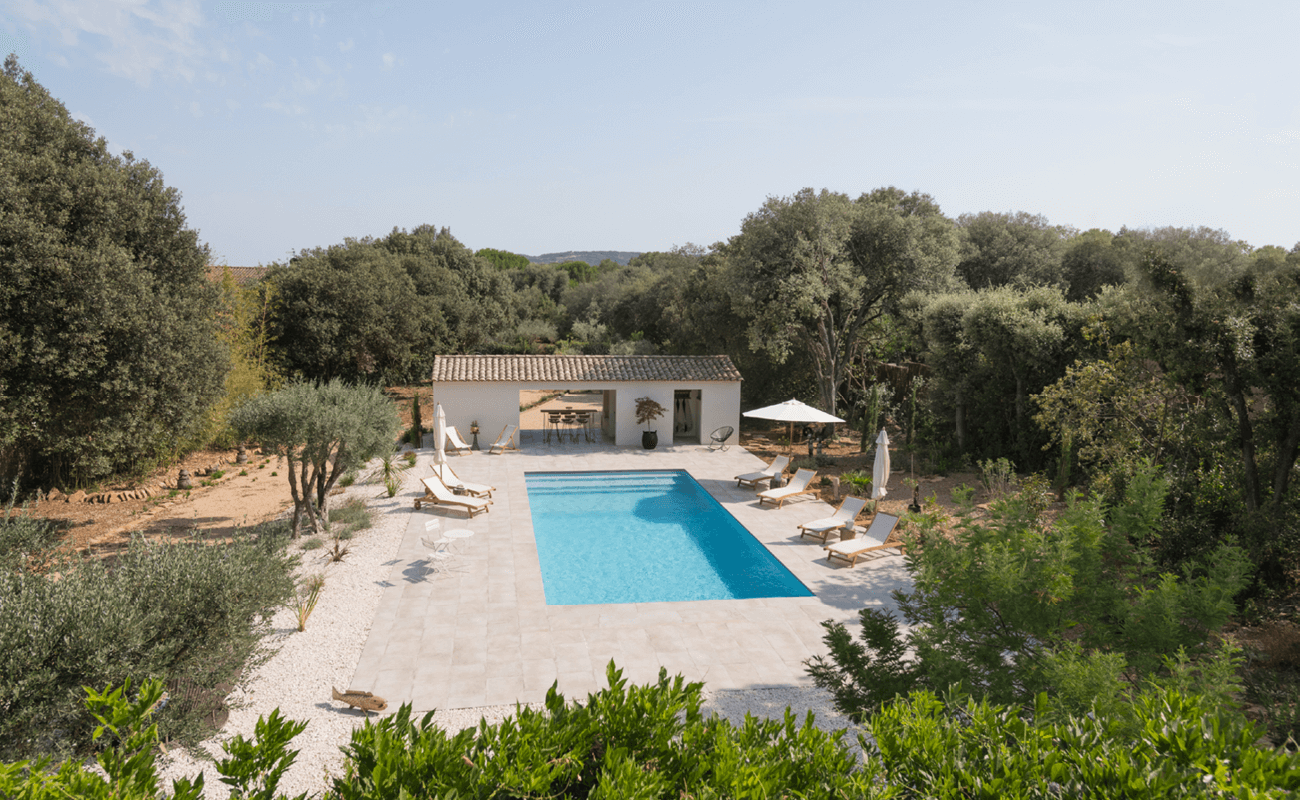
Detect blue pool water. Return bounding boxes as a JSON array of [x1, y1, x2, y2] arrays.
[[525, 470, 812, 605]]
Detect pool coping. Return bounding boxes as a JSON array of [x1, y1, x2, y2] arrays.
[[351, 439, 911, 711]]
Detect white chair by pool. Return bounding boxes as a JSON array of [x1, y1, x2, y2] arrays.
[[488, 424, 518, 454], [421, 520, 455, 576], [444, 426, 473, 455]]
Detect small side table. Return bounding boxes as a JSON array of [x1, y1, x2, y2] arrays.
[[443, 528, 475, 553]]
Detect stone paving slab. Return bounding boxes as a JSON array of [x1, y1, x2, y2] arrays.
[[351, 436, 910, 711]]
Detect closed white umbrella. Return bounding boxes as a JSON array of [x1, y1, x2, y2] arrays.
[[434, 403, 447, 465], [871, 429, 891, 502], [742, 399, 844, 452]]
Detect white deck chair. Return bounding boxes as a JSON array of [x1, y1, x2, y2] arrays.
[[414, 475, 491, 517], [757, 468, 817, 508], [488, 424, 517, 454], [798, 496, 869, 544], [824, 513, 904, 566], [432, 463, 494, 498], [444, 426, 473, 455], [735, 455, 791, 490]]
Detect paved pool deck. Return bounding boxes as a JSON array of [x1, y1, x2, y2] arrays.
[[350, 434, 910, 711]]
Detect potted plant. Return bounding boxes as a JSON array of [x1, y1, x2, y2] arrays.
[[634, 397, 667, 449]]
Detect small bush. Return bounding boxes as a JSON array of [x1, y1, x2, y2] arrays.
[[211, 470, 225, 479], [840, 470, 873, 497], [339, 471, 357, 488], [0, 533, 296, 759], [239, 469, 248, 476], [0, 504, 64, 572], [300, 536, 323, 550], [329, 497, 371, 538]]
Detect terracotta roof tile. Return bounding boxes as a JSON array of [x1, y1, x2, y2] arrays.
[[432, 355, 742, 383]]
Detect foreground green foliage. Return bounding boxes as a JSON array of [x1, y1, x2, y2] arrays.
[[807, 465, 1250, 718], [0, 534, 295, 760], [869, 688, 1300, 798], [334, 663, 871, 799], [8, 668, 1299, 799]]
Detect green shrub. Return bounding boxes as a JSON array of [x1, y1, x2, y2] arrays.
[[807, 462, 1252, 719], [868, 687, 1300, 798], [329, 497, 371, 538], [299, 536, 323, 550], [331, 662, 875, 799], [840, 470, 872, 496], [0, 502, 63, 573], [0, 533, 296, 759], [10, 669, 1299, 799]]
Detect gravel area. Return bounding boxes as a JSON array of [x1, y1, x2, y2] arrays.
[[155, 455, 863, 797]]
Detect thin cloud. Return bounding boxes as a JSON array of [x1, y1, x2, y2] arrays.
[[381, 52, 395, 70], [10, 0, 206, 87]]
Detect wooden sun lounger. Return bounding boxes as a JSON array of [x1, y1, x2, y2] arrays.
[[798, 496, 869, 544], [414, 476, 491, 517], [735, 455, 791, 490], [432, 463, 494, 498], [757, 468, 817, 508], [824, 513, 903, 566]]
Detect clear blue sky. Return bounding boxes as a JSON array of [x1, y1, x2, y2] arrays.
[[3, 1, 1297, 266]]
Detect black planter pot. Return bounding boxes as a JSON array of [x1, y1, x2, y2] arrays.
[[642, 430, 658, 450]]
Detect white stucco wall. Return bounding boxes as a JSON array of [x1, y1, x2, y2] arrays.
[[430, 381, 740, 449]]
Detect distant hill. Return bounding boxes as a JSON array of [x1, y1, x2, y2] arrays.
[[525, 251, 642, 266]]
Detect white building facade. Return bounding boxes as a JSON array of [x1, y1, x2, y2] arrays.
[[430, 355, 742, 448]]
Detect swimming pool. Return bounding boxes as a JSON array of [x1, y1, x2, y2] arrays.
[[525, 470, 812, 605]]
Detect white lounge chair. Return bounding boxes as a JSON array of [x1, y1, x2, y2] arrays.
[[444, 426, 473, 455], [488, 424, 517, 454], [824, 513, 904, 566], [735, 455, 791, 490], [798, 496, 869, 544], [414, 475, 491, 517], [432, 463, 494, 498], [757, 468, 817, 508]]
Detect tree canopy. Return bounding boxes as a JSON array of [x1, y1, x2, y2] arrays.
[[0, 55, 227, 487], [725, 187, 961, 417], [230, 379, 398, 537]]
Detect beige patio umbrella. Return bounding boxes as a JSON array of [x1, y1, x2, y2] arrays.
[[433, 403, 447, 465], [871, 428, 891, 505], [742, 399, 844, 453]]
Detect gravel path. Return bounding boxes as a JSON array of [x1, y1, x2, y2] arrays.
[[155, 458, 863, 797]]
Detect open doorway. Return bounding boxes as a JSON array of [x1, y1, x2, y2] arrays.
[[518, 389, 609, 447], [672, 389, 700, 441]]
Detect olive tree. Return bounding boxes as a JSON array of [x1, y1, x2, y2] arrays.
[[230, 380, 399, 537]]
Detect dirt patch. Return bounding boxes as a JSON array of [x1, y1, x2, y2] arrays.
[[21, 447, 296, 555]]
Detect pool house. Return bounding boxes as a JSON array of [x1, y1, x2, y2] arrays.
[[430, 354, 742, 448]]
